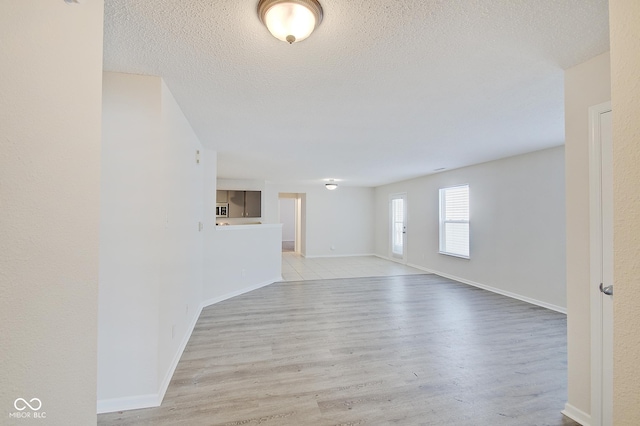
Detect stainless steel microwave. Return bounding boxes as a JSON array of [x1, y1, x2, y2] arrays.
[[216, 203, 229, 218]]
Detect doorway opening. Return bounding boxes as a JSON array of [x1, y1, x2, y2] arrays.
[[279, 193, 306, 255]]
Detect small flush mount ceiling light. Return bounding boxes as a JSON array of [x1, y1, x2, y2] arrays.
[[258, 0, 323, 44], [325, 180, 338, 190]]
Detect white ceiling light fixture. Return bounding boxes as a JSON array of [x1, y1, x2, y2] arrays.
[[325, 180, 338, 190], [258, 0, 323, 45]]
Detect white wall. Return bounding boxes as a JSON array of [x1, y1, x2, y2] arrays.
[[206, 178, 283, 301], [264, 184, 376, 257], [203, 175, 281, 314], [98, 72, 204, 411], [0, 1, 103, 424], [204, 149, 218, 228], [375, 147, 566, 311], [98, 77, 283, 412], [610, 1, 640, 423], [564, 52, 611, 420], [203, 225, 283, 304]]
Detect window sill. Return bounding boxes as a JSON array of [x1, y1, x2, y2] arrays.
[[439, 251, 470, 260]]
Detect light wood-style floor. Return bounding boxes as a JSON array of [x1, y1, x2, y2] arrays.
[[98, 273, 577, 426]]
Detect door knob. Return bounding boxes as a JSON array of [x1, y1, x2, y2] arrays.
[[599, 283, 614, 296]]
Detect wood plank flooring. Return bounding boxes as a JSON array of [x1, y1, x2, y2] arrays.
[[98, 274, 578, 426]]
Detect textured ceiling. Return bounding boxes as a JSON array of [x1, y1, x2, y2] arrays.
[[103, 0, 609, 187]]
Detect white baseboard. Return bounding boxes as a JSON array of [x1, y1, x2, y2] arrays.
[[97, 303, 203, 414], [374, 254, 410, 265], [201, 277, 280, 308], [97, 393, 161, 414], [562, 403, 591, 426], [393, 261, 567, 314], [97, 277, 280, 414], [303, 253, 376, 259], [156, 302, 204, 407]]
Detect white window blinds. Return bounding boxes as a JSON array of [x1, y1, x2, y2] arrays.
[[439, 185, 470, 258]]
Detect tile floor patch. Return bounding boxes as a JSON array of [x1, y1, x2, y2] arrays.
[[280, 253, 425, 282]]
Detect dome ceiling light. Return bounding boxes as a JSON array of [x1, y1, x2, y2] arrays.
[[325, 179, 338, 190], [258, 0, 323, 44]]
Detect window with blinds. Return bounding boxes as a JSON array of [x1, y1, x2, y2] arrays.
[[439, 185, 470, 258]]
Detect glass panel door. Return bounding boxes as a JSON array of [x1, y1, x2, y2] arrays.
[[390, 194, 406, 261]]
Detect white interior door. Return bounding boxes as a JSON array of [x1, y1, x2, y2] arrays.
[[390, 193, 407, 262], [589, 102, 613, 426]]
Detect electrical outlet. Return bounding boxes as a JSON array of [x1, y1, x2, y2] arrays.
[[196, 150, 200, 164], [241, 269, 246, 277]]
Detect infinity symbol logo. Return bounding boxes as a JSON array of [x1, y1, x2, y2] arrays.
[[14, 398, 42, 411]]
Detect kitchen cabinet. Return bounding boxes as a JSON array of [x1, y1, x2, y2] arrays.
[[244, 191, 261, 217], [228, 190, 245, 218], [218, 190, 261, 218]]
